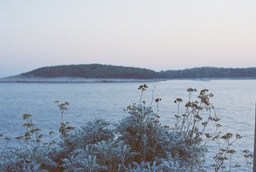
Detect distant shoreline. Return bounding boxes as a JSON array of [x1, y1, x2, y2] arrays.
[[1, 64, 256, 82], [0, 77, 166, 83], [0, 77, 255, 83]]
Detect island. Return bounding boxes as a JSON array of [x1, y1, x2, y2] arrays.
[[0, 64, 256, 83]]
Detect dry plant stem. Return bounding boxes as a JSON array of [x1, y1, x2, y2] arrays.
[[29, 118, 40, 143], [180, 110, 193, 133], [190, 103, 203, 137], [139, 90, 143, 104], [215, 140, 231, 172], [156, 102, 159, 115], [0, 139, 9, 157], [179, 95, 194, 132], [61, 112, 64, 124], [150, 86, 156, 107], [177, 102, 180, 114], [215, 136, 238, 172], [204, 126, 219, 145], [203, 108, 220, 144], [229, 153, 232, 172]]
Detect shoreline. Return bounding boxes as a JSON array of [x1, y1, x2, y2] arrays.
[[0, 77, 166, 83], [0, 77, 256, 83]]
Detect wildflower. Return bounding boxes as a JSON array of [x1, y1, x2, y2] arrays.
[[174, 98, 183, 103], [202, 122, 208, 127], [187, 88, 197, 93], [216, 124, 222, 128], [138, 84, 148, 91], [205, 133, 211, 138], [221, 133, 233, 140], [227, 149, 236, 154], [23, 113, 32, 119], [155, 98, 161, 103], [236, 134, 242, 139]]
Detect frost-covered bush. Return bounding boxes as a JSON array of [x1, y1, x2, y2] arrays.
[[116, 102, 207, 170], [0, 84, 252, 172], [63, 119, 114, 148], [116, 86, 217, 171], [0, 145, 57, 172]]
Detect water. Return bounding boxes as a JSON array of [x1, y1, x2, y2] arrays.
[[0, 80, 255, 170]]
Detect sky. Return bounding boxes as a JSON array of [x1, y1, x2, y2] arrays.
[[0, 0, 256, 77]]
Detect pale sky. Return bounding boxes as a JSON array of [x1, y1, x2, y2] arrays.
[[0, 0, 256, 77]]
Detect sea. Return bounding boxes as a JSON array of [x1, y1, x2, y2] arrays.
[[0, 80, 255, 171]]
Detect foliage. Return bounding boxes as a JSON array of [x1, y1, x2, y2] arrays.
[[160, 67, 256, 79], [20, 64, 158, 79], [17, 64, 256, 80], [0, 84, 253, 172]]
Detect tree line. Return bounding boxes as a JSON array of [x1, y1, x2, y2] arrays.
[[19, 64, 256, 79]]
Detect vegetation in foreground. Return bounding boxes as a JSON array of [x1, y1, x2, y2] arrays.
[[0, 85, 254, 172]]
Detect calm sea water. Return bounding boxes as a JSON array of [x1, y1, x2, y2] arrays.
[[0, 80, 255, 170]]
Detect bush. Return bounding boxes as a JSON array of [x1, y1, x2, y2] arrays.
[[0, 85, 253, 172]]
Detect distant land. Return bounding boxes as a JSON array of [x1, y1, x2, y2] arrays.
[[0, 64, 256, 83]]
